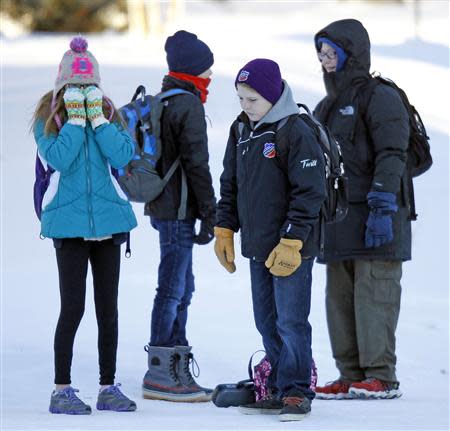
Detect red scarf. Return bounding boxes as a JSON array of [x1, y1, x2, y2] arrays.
[[168, 71, 211, 104]]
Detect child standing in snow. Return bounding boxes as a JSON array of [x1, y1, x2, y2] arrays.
[[214, 59, 326, 421], [141, 30, 216, 403], [31, 37, 138, 415]]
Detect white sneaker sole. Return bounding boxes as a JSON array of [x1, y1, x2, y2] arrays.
[[349, 388, 403, 399], [238, 406, 282, 415], [279, 412, 311, 422]]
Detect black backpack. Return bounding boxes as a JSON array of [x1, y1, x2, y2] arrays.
[[243, 104, 348, 258], [118, 85, 193, 219], [357, 75, 432, 220]]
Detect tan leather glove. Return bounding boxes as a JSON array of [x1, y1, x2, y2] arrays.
[[214, 227, 236, 273], [265, 238, 303, 277]]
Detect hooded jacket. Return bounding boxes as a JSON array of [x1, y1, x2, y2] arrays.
[[217, 81, 327, 261], [314, 19, 411, 262]]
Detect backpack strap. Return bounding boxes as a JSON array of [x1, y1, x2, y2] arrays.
[[157, 88, 194, 220], [355, 77, 418, 220], [246, 350, 266, 380], [157, 88, 194, 100]]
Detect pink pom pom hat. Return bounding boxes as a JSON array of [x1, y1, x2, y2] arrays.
[[54, 36, 101, 96]]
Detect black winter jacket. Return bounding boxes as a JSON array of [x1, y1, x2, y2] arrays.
[[144, 75, 216, 220], [217, 82, 327, 261], [314, 19, 411, 262]]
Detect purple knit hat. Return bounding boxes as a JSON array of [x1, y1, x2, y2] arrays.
[[235, 59, 283, 105]]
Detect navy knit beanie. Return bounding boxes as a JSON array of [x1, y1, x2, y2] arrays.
[[235, 59, 283, 105], [165, 30, 214, 76]]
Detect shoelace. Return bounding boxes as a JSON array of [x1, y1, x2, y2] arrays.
[[60, 387, 84, 405], [103, 383, 127, 399], [282, 396, 304, 406], [174, 353, 200, 384], [187, 353, 200, 379], [324, 379, 349, 387], [170, 356, 181, 382]]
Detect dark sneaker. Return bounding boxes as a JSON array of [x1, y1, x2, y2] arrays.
[[279, 392, 311, 422], [238, 397, 283, 415], [96, 384, 137, 412], [49, 387, 92, 415], [349, 378, 402, 399], [315, 379, 354, 400]]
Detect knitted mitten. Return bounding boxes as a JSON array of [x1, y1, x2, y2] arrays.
[[63, 87, 86, 127], [84, 85, 109, 128]]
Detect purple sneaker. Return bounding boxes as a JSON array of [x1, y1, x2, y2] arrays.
[[49, 387, 92, 415], [96, 384, 137, 412]]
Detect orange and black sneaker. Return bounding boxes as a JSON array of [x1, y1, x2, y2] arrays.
[[279, 391, 311, 422], [315, 379, 353, 400], [349, 378, 402, 399]]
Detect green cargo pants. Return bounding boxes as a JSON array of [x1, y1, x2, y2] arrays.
[[326, 259, 402, 383]]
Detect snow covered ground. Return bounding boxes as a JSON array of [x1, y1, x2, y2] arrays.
[[1, 1, 449, 430]]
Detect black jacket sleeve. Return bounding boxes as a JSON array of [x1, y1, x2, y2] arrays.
[[280, 119, 327, 242], [177, 95, 216, 217], [216, 122, 240, 232], [366, 84, 409, 194]]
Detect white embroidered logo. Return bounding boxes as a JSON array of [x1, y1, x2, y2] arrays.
[[300, 159, 318, 168], [339, 105, 355, 116]]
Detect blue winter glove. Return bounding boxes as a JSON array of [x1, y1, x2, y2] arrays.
[[365, 191, 398, 248]]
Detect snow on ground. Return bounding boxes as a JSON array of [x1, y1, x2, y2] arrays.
[[1, 1, 449, 430]]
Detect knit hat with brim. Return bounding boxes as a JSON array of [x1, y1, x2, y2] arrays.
[[54, 36, 100, 95]]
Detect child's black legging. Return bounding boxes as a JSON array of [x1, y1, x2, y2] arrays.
[[54, 238, 120, 385]]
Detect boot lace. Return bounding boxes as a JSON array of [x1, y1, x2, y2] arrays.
[[170, 354, 182, 383], [175, 352, 200, 385]]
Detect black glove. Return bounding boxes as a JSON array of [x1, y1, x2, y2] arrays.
[[193, 216, 215, 245]]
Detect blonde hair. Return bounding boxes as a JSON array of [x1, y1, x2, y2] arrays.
[[31, 88, 124, 136]]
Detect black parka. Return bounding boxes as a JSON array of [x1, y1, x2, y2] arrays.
[[314, 19, 411, 262], [217, 82, 327, 261], [144, 75, 216, 220]]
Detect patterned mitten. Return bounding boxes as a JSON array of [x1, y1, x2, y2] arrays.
[[63, 87, 86, 127], [84, 85, 109, 128]]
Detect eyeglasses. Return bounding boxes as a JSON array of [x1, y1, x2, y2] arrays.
[[318, 50, 337, 61]]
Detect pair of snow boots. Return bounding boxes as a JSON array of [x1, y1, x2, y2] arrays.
[[142, 345, 212, 402]]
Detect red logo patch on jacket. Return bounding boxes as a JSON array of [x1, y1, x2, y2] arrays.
[[263, 142, 276, 159]]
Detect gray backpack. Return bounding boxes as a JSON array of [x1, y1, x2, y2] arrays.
[[117, 85, 193, 218]]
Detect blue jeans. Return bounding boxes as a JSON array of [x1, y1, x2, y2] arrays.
[[150, 218, 196, 347], [249, 258, 315, 400]]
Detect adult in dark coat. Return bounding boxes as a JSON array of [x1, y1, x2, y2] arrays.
[[313, 19, 410, 400]]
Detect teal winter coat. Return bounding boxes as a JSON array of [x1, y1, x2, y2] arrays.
[[34, 120, 137, 238]]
